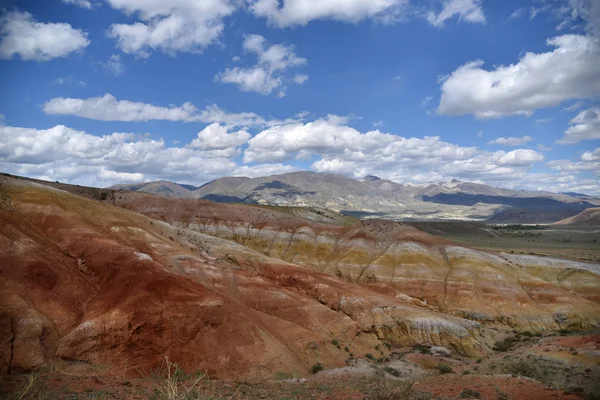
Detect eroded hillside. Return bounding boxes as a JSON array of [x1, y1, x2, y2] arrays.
[[1, 175, 599, 385]]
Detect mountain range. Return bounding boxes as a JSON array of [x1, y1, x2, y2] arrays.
[[110, 172, 600, 223]]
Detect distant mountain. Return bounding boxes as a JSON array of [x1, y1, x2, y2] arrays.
[[561, 192, 590, 198], [553, 208, 600, 226], [194, 176, 250, 203], [109, 172, 600, 223], [110, 180, 197, 198]]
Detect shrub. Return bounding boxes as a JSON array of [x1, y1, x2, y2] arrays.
[[383, 366, 400, 377], [459, 388, 482, 398], [495, 387, 510, 400], [436, 363, 453, 374], [494, 337, 515, 352], [462, 370, 470, 375], [311, 363, 324, 374], [505, 359, 538, 379], [413, 344, 431, 354], [365, 353, 375, 360], [331, 339, 339, 346], [344, 346, 349, 352], [475, 357, 483, 364]]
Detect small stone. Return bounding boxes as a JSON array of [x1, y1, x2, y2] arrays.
[[430, 346, 452, 357]]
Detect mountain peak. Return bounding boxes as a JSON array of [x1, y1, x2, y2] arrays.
[[362, 175, 381, 181]]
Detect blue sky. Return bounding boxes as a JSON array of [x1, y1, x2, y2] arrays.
[[0, 0, 599, 194]]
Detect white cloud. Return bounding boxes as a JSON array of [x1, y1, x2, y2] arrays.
[[509, 7, 526, 20], [548, 147, 600, 177], [188, 123, 250, 151], [548, 0, 600, 37], [248, 0, 408, 27], [101, 54, 125, 76], [54, 76, 86, 86], [106, 0, 236, 57], [537, 144, 552, 151], [216, 34, 307, 96], [488, 136, 532, 146], [3, 117, 594, 193], [535, 118, 553, 124], [0, 11, 90, 61], [421, 96, 433, 107], [232, 163, 298, 178], [426, 0, 486, 28], [477, 130, 483, 138], [0, 124, 241, 187], [293, 74, 309, 84], [42, 94, 310, 129], [437, 34, 600, 118], [562, 101, 585, 112], [62, 0, 92, 9], [558, 107, 600, 143], [44, 94, 200, 122], [243, 115, 546, 185]]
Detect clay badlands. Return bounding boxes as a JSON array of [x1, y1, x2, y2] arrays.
[[1, 173, 599, 399]]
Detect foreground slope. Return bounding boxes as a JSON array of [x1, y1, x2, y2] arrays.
[[0, 176, 488, 378]]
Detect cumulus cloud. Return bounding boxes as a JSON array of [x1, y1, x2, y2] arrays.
[[426, 0, 486, 27], [216, 34, 307, 96], [3, 116, 595, 193], [106, 0, 236, 57], [243, 115, 546, 185], [0, 124, 250, 187], [548, 147, 600, 178], [437, 34, 600, 118], [188, 123, 250, 151], [248, 0, 408, 27], [0, 11, 90, 61], [488, 136, 532, 146], [558, 107, 600, 143]]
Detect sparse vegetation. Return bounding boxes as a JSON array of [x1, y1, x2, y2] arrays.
[[383, 366, 401, 377], [436, 363, 453, 374], [413, 344, 431, 354], [495, 386, 511, 400], [459, 388, 482, 398], [153, 357, 209, 400], [494, 337, 516, 352], [311, 363, 324, 374]]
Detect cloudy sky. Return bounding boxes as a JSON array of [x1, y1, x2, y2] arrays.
[[0, 0, 599, 194]]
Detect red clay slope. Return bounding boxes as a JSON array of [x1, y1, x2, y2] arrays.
[[0, 177, 491, 379]]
